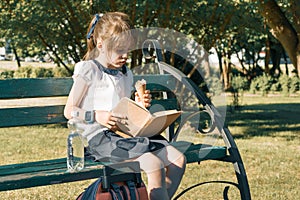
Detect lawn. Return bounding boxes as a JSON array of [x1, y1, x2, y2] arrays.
[[0, 93, 299, 199]]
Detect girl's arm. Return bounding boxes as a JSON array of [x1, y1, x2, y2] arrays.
[[64, 76, 88, 119], [64, 75, 122, 130]]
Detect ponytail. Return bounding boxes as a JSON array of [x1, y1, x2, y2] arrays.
[[83, 12, 132, 61], [83, 14, 103, 60]]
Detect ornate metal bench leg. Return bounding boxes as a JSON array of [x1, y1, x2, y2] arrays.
[[222, 128, 251, 200], [223, 186, 230, 200], [172, 181, 239, 200]]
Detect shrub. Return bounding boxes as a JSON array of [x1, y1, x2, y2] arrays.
[[276, 75, 300, 96], [270, 81, 280, 94], [257, 73, 272, 96], [289, 76, 300, 94], [249, 78, 259, 94], [248, 74, 300, 96], [1, 66, 73, 79], [231, 75, 249, 92], [13, 66, 33, 78], [0, 70, 14, 79], [278, 74, 290, 96], [206, 75, 223, 96], [248, 73, 273, 96], [53, 67, 72, 77], [31, 68, 54, 78]]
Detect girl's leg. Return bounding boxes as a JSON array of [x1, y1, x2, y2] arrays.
[[134, 152, 170, 200], [155, 145, 186, 198]]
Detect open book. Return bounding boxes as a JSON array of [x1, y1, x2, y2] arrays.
[[112, 97, 182, 138]]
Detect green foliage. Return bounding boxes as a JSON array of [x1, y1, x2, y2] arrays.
[[0, 70, 14, 79], [249, 78, 258, 94], [1, 0, 299, 86], [206, 75, 224, 96], [229, 75, 248, 110], [2, 66, 72, 78], [53, 67, 73, 77], [270, 81, 280, 94], [31, 67, 54, 78], [249, 73, 299, 96], [278, 74, 290, 96], [249, 73, 273, 96], [289, 75, 300, 94], [13, 66, 33, 78], [0, 1, 90, 67], [277, 74, 300, 96], [0, 1, 266, 66], [259, 73, 273, 96], [231, 75, 249, 92]]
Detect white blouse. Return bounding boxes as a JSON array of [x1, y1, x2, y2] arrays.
[[72, 60, 134, 141]]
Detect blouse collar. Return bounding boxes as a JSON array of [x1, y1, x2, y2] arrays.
[[92, 60, 127, 75]]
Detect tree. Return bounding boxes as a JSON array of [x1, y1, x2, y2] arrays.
[[0, 0, 90, 73], [3, 0, 296, 88], [256, 0, 300, 77]]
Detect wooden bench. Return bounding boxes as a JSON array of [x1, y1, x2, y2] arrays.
[[0, 41, 251, 199]]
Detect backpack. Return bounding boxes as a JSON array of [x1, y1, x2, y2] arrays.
[[77, 161, 149, 200]]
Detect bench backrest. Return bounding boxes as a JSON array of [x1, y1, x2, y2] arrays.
[[0, 75, 178, 128]]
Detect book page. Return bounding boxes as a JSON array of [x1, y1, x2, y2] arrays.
[[112, 97, 151, 136], [112, 97, 182, 138], [136, 110, 182, 137], [152, 110, 182, 117]]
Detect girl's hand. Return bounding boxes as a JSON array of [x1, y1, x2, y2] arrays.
[[95, 110, 124, 131], [135, 90, 152, 108]]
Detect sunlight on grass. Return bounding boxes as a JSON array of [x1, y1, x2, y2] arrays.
[[0, 93, 299, 199], [0, 125, 69, 165]]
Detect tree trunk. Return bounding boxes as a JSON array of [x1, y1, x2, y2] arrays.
[[297, 55, 300, 76], [12, 47, 21, 68], [258, 0, 300, 77], [264, 26, 270, 74], [222, 56, 231, 90]]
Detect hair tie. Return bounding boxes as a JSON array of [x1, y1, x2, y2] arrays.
[[87, 13, 103, 39]]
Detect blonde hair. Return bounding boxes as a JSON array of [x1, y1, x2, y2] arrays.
[[83, 12, 133, 60]]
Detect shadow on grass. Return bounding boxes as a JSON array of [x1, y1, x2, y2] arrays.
[[225, 103, 300, 140]]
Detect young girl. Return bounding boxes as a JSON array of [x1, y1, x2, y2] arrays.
[[64, 12, 186, 200]]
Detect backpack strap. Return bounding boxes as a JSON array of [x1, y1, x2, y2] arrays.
[[111, 183, 124, 200], [80, 178, 102, 200], [120, 185, 129, 200], [126, 181, 137, 200], [109, 189, 119, 200]]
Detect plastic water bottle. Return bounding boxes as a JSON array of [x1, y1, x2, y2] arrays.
[[67, 119, 85, 172]]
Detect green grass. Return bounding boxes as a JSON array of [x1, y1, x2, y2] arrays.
[[0, 94, 299, 199]]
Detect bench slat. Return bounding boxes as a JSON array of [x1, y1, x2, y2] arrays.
[[0, 78, 73, 99], [0, 75, 176, 99], [133, 74, 176, 92], [0, 165, 105, 191], [0, 99, 178, 128], [150, 98, 179, 111], [170, 142, 227, 163], [0, 158, 109, 178], [0, 159, 67, 177], [0, 143, 226, 191], [0, 105, 66, 128], [0, 158, 66, 176]]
